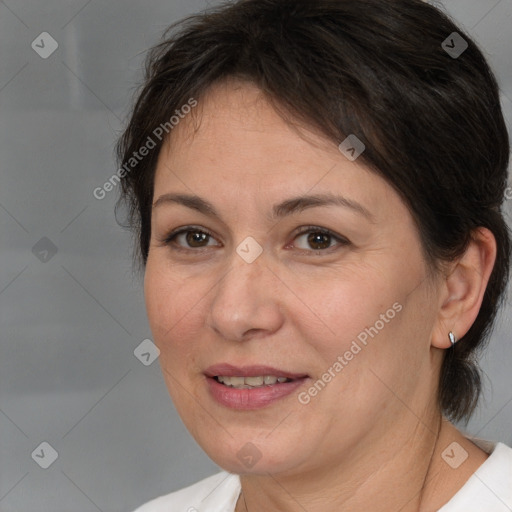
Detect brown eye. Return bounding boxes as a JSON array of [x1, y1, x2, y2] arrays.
[[184, 230, 210, 248], [161, 225, 349, 255], [306, 232, 331, 250], [293, 227, 350, 253], [163, 227, 220, 250]]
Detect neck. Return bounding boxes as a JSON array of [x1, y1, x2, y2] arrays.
[[235, 413, 486, 512]]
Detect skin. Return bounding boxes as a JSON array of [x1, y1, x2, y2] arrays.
[[144, 78, 496, 511]]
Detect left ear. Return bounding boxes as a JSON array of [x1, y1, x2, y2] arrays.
[[431, 227, 497, 349]]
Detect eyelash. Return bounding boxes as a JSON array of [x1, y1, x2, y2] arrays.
[[160, 225, 350, 255]]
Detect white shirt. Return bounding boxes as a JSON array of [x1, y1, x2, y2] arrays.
[[133, 441, 512, 512]]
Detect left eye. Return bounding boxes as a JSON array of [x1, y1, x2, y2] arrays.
[[291, 227, 350, 252], [161, 226, 349, 253]]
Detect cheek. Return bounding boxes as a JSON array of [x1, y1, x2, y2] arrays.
[[318, 280, 434, 418], [144, 265, 203, 414], [144, 263, 183, 350], [144, 261, 208, 367], [296, 270, 399, 352], [296, 268, 423, 398], [144, 265, 172, 341]]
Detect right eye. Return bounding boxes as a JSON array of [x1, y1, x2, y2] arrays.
[[161, 226, 221, 252]]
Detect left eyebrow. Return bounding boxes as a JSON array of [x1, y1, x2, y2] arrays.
[[270, 193, 375, 222], [152, 192, 375, 223]]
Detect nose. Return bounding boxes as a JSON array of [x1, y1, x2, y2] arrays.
[[206, 247, 285, 342]]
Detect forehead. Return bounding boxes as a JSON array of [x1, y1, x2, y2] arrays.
[[156, 80, 350, 183], [152, 79, 403, 226], [163, 80, 336, 166]]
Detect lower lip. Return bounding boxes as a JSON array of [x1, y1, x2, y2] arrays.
[[206, 376, 308, 410]]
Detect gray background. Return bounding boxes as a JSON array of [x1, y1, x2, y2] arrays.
[[1, 1, 511, 511]]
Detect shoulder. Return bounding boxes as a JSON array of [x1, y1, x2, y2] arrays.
[[439, 441, 512, 511], [132, 471, 241, 512]]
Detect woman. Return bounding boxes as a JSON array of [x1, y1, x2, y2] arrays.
[[117, 0, 512, 510]]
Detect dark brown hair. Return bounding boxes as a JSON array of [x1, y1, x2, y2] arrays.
[[115, 0, 511, 422]]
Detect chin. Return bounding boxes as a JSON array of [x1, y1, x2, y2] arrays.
[[195, 431, 308, 475]]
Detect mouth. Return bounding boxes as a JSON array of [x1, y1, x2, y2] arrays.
[[204, 364, 309, 409], [213, 375, 296, 389]]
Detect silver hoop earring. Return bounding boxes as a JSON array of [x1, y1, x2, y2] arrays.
[[448, 331, 456, 347]]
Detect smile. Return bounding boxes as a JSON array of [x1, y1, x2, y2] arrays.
[[204, 365, 309, 409], [215, 375, 293, 388]]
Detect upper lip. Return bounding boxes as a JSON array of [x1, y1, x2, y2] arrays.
[[204, 363, 308, 379]]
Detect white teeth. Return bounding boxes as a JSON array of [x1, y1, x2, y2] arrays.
[[216, 375, 292, 388], [245, 376, 264, 386], [228, 376, 245, 387]]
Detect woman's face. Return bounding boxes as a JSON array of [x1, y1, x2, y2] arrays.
[[144, 79, 444, 476]]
